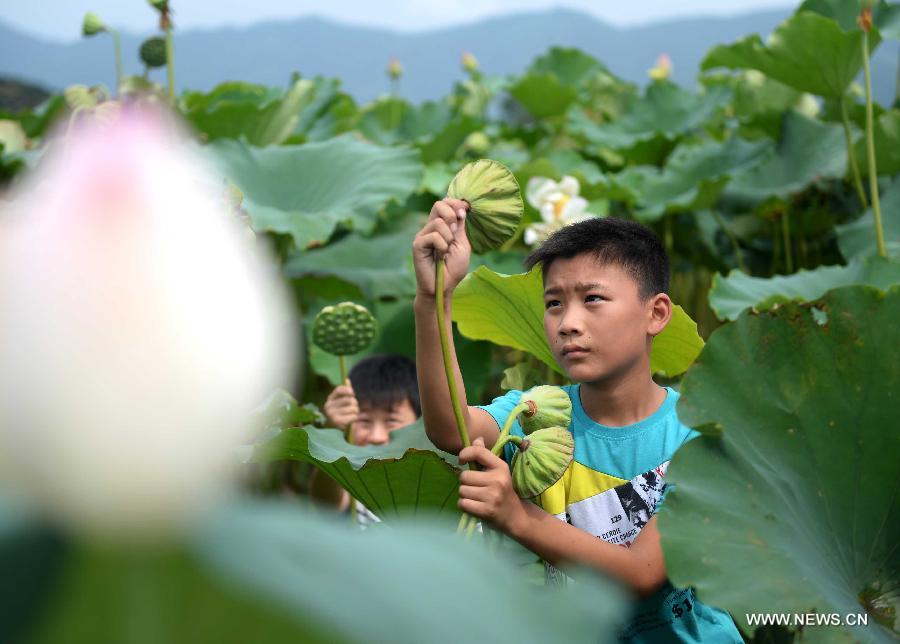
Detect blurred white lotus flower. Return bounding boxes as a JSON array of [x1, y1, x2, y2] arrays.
[[0, 107, 295, 538], [524, 175, 597, 246]]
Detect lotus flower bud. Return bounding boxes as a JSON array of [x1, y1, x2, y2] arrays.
[[312, 302, 377, 356], [82, 12, 106, 37], [446, 159, 523, 254], [387, 58, 403, 80], [0, 106, 295, 538], [648, 53, 672, 81], [510, 427, 574, 498], [140, 36, 168, 68], [520, 385, 572, 435], [462, 131, 490, 155], [461, 52, 479, 74]]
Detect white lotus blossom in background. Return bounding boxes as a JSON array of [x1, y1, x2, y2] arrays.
[[524, 175, 598, 246], [0, 106, 296, 538]]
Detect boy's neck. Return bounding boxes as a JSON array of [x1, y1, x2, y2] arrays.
[[578, 369, 667, 428]]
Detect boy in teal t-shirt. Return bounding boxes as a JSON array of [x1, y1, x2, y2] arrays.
[[412, 199, 742, 642]]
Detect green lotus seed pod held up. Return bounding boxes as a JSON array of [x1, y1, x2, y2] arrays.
[[82, 12, 106, 37], [520, 385, 572, 435], [311, 302, 377, 357], [446, 159, 523, 254], [510, 427, 574, 498], [140, 37, 168, 68]]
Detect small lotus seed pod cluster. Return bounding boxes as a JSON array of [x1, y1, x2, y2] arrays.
[[520, 385, 573, 435], [312, 302, 377, 356], [511, 427, 575, 499], [447, 159, 523, 254]]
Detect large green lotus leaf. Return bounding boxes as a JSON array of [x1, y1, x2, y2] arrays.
[[708, 255, 900, 320], [660, 286, 900, 641], [726, 110, 847, 201], [528, 47, 608, 87], [283, 223, 417, 300], [183, 80, 315, 146], [197, 502, 627, 644], [249, 420, 462, 520], [509, 73, 578, 119], [452, 266, 703, 377], [205, 135, 422, 248], [854, 109, 900, 176], [837, 177, 900, 261], [612, 136, 772, 221], [8, 499, 625, 643], [357, 98, 453, 146], [417, 115, 482, 164], [701, 11, 879, 98], [799, 0, 900, 40], [703, 72, 803, 139], [567, 82, 731, 151], [291, 77, 360, 143]]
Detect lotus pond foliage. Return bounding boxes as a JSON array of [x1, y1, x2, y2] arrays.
[[0, 0, 898, 641]]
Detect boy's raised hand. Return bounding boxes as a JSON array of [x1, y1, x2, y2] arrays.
[[323, 379, 359, 429], [412, 198, 471, 297]]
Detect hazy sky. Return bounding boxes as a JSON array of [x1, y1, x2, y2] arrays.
[[7, 0, 794, 42]]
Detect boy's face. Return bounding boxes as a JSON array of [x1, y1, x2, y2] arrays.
[[542, 254, 668, 385], [352, 399, 417, 446]]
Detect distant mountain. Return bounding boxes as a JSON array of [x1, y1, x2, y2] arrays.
[[1, 8, 897, 105]]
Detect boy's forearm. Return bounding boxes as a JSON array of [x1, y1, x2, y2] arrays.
[[507, 502, 667, 598], [414, 293, 474, 454]]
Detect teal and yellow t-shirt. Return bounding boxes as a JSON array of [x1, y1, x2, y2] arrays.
[[478, 385, 742, 643]]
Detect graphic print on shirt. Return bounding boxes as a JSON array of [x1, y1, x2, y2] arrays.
[[561, 461, 669, 547]]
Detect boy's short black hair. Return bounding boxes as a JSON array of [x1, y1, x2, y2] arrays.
[[524, 217, 669, 299], [349, 354, 421, 417]]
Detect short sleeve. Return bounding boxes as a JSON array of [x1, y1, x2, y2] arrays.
[[475, 389, 524, 465]]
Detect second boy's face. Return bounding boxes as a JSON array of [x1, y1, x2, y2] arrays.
[[352, 399, 417, 446], [542, 255, 659, 385]]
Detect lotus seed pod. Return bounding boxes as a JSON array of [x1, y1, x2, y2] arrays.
[[148, 0, 169, 11], [140, 37, 168, 68], [510, 427, 574, 498], [520, 385, 572, 435], [311, 302, 377, 356], [446, 159, 523, 254], [82, 12, 106, 37]]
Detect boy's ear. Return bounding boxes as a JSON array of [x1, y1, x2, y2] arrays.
[[647, 293, 673, 337]]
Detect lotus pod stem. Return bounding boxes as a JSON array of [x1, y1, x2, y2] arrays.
[[861, 28, 887, 258]]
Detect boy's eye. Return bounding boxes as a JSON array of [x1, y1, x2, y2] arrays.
[[544, 299, 561, 310], [585, 294, 605, 303]]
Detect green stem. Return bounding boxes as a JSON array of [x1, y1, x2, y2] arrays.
[[165, 26, 176, 106], [862, 31, 887, 258], [337, 353, 357, 524], [491, 402, 530, 456], [109, 29, 124, 95], [437, 258, 480, 536], [435, 257, 472, 453], [841, 96, 868, 210], [710, 209, 748, 274], [781, 208, 793, 274]]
